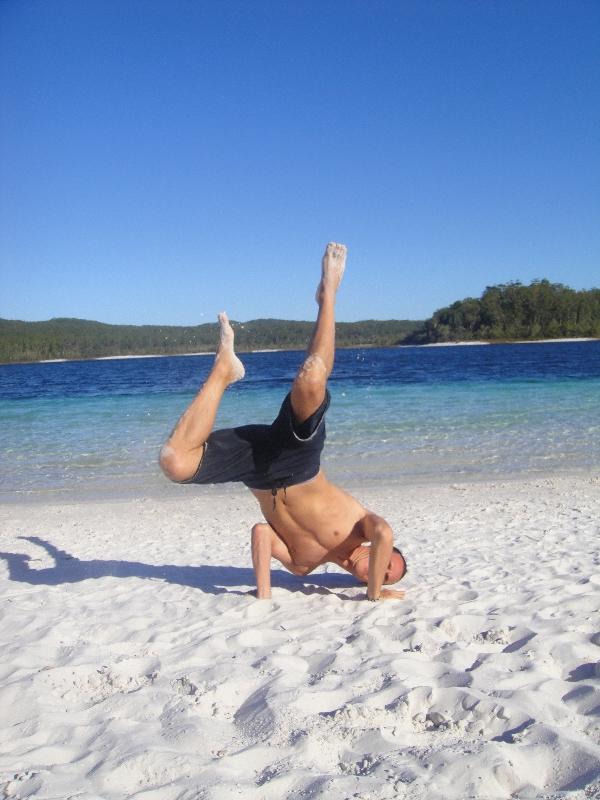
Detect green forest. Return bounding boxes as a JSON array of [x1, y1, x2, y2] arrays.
[[2, 280, 598, 363], [406, 280, 600, 344], [0, 317, 419, 363]]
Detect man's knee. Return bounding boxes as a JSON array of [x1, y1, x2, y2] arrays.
[[158, 442, 199, 482], [290, 380, 326, 424], [289, 563, 312, 576], [297, 354, 328, 386], [292, 355, 327, 409], [293, 375, 326, 402]]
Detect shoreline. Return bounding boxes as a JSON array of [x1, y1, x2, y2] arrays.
[[2, 465, 599, 507], [2, 336, 597, 366], [9, 348, 287, 366], [414, 336, 598, 347]]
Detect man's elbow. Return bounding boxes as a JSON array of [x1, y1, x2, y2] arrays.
[[251, 523, 271, 544], [159, 443, 195, 483], [372, 521, 393, 545]]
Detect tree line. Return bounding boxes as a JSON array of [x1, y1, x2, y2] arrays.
[[0, 317, 420, 363], [406, 280, 600, 344], [2, 280, 598, 362]]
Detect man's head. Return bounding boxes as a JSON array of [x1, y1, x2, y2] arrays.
[[344, 544, 407, 585]]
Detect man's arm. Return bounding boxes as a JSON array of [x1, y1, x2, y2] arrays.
[[251, 522, 305, 599], [362, 514, 404, 601], [251, 523, 273, 599]]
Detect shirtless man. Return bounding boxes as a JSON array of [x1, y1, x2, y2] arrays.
[[159, 243, 406, 601]]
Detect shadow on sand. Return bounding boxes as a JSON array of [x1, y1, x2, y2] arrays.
[[0, 535, 360, 598]]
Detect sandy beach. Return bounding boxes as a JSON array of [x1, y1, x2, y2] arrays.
[[1, 474, 599, 799], [419, 338, 598, 348]]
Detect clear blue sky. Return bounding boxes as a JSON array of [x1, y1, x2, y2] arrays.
[[1, 0, 598, 325]]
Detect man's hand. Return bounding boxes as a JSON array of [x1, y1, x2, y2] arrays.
[[362, 514, 395, 601], [251, 521, 301, 599], [369, 588, 406, 601]]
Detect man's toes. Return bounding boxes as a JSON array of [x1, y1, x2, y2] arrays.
[[219, 312, 232, 331]]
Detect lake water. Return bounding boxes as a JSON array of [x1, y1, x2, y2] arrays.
[[1, 341, 599, 501]]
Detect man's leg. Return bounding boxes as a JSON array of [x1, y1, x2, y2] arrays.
[[159, 312, 244, 482], [290, 242, 347, 423]]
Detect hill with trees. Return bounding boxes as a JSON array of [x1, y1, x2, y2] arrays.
[[0, 317, 420, 363], [406, 280, 600, 344], [2, 280, 598, 363]]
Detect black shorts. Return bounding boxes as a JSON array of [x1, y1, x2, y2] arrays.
[[180, 390, 330, 491]]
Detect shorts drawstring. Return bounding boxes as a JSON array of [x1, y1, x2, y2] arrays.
[[271, 482, 288, 510]]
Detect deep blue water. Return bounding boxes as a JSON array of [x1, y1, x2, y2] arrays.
[[1, 341, 599, 500]]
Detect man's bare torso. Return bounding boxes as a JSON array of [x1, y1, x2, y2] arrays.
[[251, 470, 368, 570]]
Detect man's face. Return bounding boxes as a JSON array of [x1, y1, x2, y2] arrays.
[[346, 544, 407, 585]]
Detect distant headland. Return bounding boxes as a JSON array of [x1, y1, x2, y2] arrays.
[[404, 279, 599, 346], [0, 317, 419, 364], [1, 280, 598, 363]]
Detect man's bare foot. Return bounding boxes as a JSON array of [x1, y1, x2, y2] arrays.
[[215, 312, 245, 383], [316, 242, 347, 304]]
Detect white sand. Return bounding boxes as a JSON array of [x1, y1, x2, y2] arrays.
[[1, 475, 599, 799], [418, 338, 598, 348]]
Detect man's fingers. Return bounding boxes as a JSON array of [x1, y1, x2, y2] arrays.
[[365, 589, 406, 601], [379, 588, 406, 600]]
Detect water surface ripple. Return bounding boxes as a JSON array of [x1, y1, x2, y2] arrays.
[[1, 341, 599, 500]]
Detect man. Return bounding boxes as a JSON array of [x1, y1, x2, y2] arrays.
[[159, 243, 406, 601]]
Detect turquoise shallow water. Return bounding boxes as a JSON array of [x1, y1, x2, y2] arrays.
[[1, 342, 599, 500]]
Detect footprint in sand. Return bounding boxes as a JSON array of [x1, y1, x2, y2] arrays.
[[172, 675, 201, 697], [37, 656, 159, 710], [97, 751, 197, 795], [234, 627, 289, 648], [2, 771, 42, 799], [396, 685, 531, 741], [562, 683, 600, 716], [159, 699, 197, 744]]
